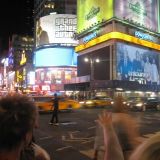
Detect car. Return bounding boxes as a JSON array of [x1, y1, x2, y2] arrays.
[[31, 96, 81, 112], [79, 97, 114, 108], [126, 97, 160, 111]]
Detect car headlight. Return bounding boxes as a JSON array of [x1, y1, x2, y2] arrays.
[[111, 101, 114, 105], [86, 101, 93, 104], [79, 101, 85, 104], [136, 103, 143, 107]]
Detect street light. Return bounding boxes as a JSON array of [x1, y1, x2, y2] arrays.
[[84, 57, 100, 91]]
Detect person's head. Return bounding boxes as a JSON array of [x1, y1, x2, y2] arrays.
[[0, 94, 38, 152], [54, 93, 57, 97], [129, 133, 160, 160], [112, 95, 127, 113]]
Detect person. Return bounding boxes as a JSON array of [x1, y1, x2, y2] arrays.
[[36, 20, 49, 46], [97, 111, 160, 160], [118, 47, 132, 80], [96, 111, 124, 160], [49, 93, 59, 125], [0, 93, 50, 160], [93, 96, 139, 160], [132, 50, 143, 73], [150, 58, 159, 85], [144, 55, 152, 84]]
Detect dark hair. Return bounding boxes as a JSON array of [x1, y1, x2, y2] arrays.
[[0, 94, 37, 151]]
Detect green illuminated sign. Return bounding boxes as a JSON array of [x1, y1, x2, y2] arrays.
[[85, 7, 100, 20], [77, 0, 113, 33], [129, 2, 147, 16]]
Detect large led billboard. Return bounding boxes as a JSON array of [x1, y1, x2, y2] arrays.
[[34, 47, 77, 67], [77, 0, 113, 33], [115, 0, 158, 32], [36, 14, 77, 47], [117, 42, 160, 85], [77, 0, 159, 33]]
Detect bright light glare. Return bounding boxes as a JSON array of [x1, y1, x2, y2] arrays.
[[84, 58, 89, 62], [1, 59, 5, 63], [95, 59, 100, 63]]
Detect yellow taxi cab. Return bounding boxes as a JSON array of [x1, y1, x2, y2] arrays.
[[31, 96, 80, 112], [79, 96, 114, 108]]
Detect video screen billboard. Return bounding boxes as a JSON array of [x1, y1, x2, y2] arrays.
[[115, 0, 158, 32], [36, 14, 77, 47], [77, 0, 113, 33], [117, 42, 160, 85], [34, 47, 77, 67]]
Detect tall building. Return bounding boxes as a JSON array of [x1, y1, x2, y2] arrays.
[[34, 0, 76, 20], [65, 0, 160, 98], [33, 0, 78, 93], [9, 35, 34, 91]]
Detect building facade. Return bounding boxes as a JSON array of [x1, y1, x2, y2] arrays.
[[66, 0, 160, 98], [33, 0, 77, 93], [9, 35, 34, 91]]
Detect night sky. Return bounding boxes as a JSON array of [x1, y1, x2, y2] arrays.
[[0, 0, 34, 53]]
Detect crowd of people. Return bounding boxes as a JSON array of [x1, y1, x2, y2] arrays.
[[0, 93, 160, 160]]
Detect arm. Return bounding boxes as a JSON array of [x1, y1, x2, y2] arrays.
[[96, 111, 124, 160]]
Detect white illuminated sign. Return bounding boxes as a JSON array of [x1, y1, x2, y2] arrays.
[[36, 14, 78, 46]]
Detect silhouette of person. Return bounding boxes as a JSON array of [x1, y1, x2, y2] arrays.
[[49, 93, 59, 125]]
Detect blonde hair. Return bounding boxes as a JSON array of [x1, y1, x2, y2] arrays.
[[130, 133, 160, 160]]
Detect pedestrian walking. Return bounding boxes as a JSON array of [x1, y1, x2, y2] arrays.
[[49, 93, 59, 125]]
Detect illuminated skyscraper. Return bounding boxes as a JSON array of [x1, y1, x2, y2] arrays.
[[34, 0, 76, 20]]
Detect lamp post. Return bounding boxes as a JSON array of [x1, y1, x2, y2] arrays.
[[84, 57, 100, 93]]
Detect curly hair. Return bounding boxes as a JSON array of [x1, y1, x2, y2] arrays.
[[0, 94, 37, 151]]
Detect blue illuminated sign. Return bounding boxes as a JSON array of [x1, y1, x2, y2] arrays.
[[135, 31, 155, 42], [83, 30, 99, 43], [34, 47, 77, 67]]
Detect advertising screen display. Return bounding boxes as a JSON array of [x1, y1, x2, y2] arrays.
[[117, 42, 160, 85], [115, 0, 158, 32], [77, 0, 113, 33], [34, 47, 77, 67], [36, 14, 77, 46]]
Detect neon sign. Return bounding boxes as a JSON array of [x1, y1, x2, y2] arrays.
[[85, 6, 100, 20], [129, 2, 147, 16], [83, 30, 99, 43], [20, 53, 27, 65], [135, 31, 155, 42]]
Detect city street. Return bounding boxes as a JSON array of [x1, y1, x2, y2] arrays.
[[34, 108, 160, 160]]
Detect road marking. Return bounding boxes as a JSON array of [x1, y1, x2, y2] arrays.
[[61, 122, 77, 125], [88, 126, 96, 130], [56, 146, 72, 151], [39, 136, 53, 140]]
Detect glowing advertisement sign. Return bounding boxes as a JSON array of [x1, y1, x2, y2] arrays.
[[117, 42, 160, 85], [36, 14, 77, 47], [115, 0, 158, 32], [34, 47, 77, 67], [134, 31, 157, 43], [77, 0, 113, 33]]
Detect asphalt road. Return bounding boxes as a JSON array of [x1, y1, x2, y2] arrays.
[[34, 108, 160, 160]]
